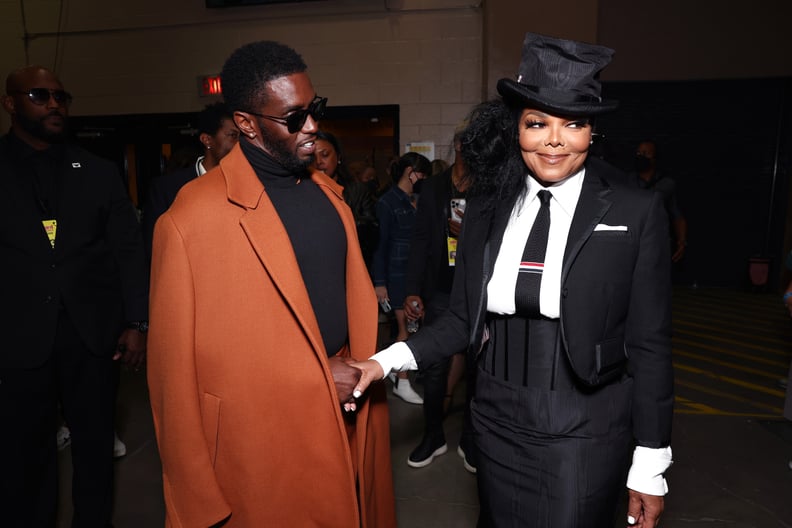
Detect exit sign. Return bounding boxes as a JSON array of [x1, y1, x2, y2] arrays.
[[199, 75, 222, 97]]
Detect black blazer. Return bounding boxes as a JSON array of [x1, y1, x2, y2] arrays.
[[141, 164, 199, 260], [407, 157, 674, 447], [405, 166, 455, 301], [0, 135, 148, 368]]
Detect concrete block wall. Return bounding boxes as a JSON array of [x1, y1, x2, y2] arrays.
[[0, 0, 484, 163]]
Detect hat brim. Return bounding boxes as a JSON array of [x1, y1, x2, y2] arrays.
[[497, 78, 618, 116]]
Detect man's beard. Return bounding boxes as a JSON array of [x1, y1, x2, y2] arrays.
[[16, 111, 68, 144], [257, 120, 313, 174]]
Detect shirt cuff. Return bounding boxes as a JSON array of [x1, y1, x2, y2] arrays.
[[626, 446, 673, 496], [369, 341, 418, 379]]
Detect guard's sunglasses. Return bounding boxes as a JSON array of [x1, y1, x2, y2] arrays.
[[11, 88, 73, 107], [247, 96, 327, 134]]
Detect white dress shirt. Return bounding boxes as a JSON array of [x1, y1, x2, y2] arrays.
[[370, 168, 672, 496]]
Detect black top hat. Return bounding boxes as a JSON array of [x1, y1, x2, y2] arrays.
[[497, 33, 618, 116]]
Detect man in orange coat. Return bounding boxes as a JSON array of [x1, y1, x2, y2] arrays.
[[147, 41, 396, 527]]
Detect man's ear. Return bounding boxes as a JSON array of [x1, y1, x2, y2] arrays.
[[1, 94, 15, 116], [233, 111, 256, 139], [199, 132, 212, 150]]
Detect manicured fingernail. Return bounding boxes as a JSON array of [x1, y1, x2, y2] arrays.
[[353, 390, 361, 398], [627, 515, 636, 525]]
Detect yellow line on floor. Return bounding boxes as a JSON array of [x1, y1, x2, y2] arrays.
[[672, 348, 788, 377], [675, 379, 784, 414], [672, 325, 792, 356], [673, 362, 787, 397]]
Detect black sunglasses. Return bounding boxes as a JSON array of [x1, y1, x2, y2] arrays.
[[247, 96, 327, 134], [11, 88, 73, 107]]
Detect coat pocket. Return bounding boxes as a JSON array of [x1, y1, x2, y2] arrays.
[[202, 392, 222, 467], [595, 336, 628, 378]]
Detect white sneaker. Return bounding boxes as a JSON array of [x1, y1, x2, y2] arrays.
[[113, 432, 127, 458], [392, 377, 423, 405], [56, 426, 71, 451]]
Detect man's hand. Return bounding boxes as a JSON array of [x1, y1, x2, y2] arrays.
[[404, 295, 424, 320], [671, 241, 686, 263], [448, 214, 464, 237], [626, 489, 664, 527], [114, 328, 147, 370], [328, 356, 362, 409]]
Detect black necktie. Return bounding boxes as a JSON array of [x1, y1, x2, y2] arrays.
[[514, 190, 552, 315]]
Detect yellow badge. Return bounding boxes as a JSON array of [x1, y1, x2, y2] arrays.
[[447, 236, 458, 267], [42, 219, 57, 248]]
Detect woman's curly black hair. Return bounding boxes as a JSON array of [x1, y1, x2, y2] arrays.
[[460, 99, 527, 214], [220, 41, 307, 114]]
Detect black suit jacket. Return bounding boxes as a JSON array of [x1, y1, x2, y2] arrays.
[[405, 166, 455, 301], [407, 157, 674, 447], [0, 134, 148, 368], [141, 164, 199, 260]]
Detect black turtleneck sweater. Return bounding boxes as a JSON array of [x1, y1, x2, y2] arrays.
[[240, 139, 348, 356]]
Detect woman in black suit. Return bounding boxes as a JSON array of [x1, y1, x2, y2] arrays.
[[352, 32, 674, 528]]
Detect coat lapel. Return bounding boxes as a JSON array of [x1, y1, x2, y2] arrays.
[[0, 138, 58, 255], [221, 146, 327, 356], [561, 165, 614, 281]]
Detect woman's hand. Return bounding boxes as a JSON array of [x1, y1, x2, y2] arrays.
[[349, 360, 385, 404]]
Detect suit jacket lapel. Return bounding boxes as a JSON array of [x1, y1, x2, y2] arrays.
[[0, 137, 57, 255], [222, 146, 327, 356], [562, 166, 613, 280], [52, 147, 85, 255]]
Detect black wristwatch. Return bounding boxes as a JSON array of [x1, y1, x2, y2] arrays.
[[127, 321, 149, 333]]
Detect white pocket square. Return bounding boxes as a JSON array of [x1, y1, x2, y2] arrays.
[[594, 224, 628, 232]]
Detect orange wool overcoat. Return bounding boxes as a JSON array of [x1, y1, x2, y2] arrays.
[[147, 144, 396, 528]]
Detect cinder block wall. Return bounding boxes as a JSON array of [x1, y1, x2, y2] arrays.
[[1, 0, 790, 160], [0, 0, 484, 162]]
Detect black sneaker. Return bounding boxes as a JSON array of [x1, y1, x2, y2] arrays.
[[407, 435, 447, 468], [457, 435, 478, 474]]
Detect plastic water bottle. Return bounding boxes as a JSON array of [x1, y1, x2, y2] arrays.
[[407, 301, 420, 333]]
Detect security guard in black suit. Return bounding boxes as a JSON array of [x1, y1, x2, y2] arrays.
[[0, 66, 148, 527]]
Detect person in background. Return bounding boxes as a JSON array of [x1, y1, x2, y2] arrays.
[[632, 139, 688, 263], [142, 101, 239, 259], [782, 279, 792, 470], [0, 65, 149, 526], [312, 130, 379, 270], [352, 32, 674, 527], [147, 40, 395, 526], [372, 152, 430, 405], [431, 157, 449, 177], [403, 125, 476, 471]]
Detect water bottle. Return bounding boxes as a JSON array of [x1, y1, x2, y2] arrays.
[[407, 301, 420, 333]]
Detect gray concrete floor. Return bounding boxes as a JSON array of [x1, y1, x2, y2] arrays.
[[56, 287, 792, 527], [55, 368, 792, 528]]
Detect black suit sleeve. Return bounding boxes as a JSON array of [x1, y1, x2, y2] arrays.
[[106, 164, 149, 322]]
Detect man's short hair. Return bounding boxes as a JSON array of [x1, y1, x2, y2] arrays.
[[221, 41, 307, 114], [198, 102, 232, 136]]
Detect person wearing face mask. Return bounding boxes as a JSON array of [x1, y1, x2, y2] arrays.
[[632, 139, 688, 263], [352, 32, 674, 527], [372, 152, 431, 404]]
